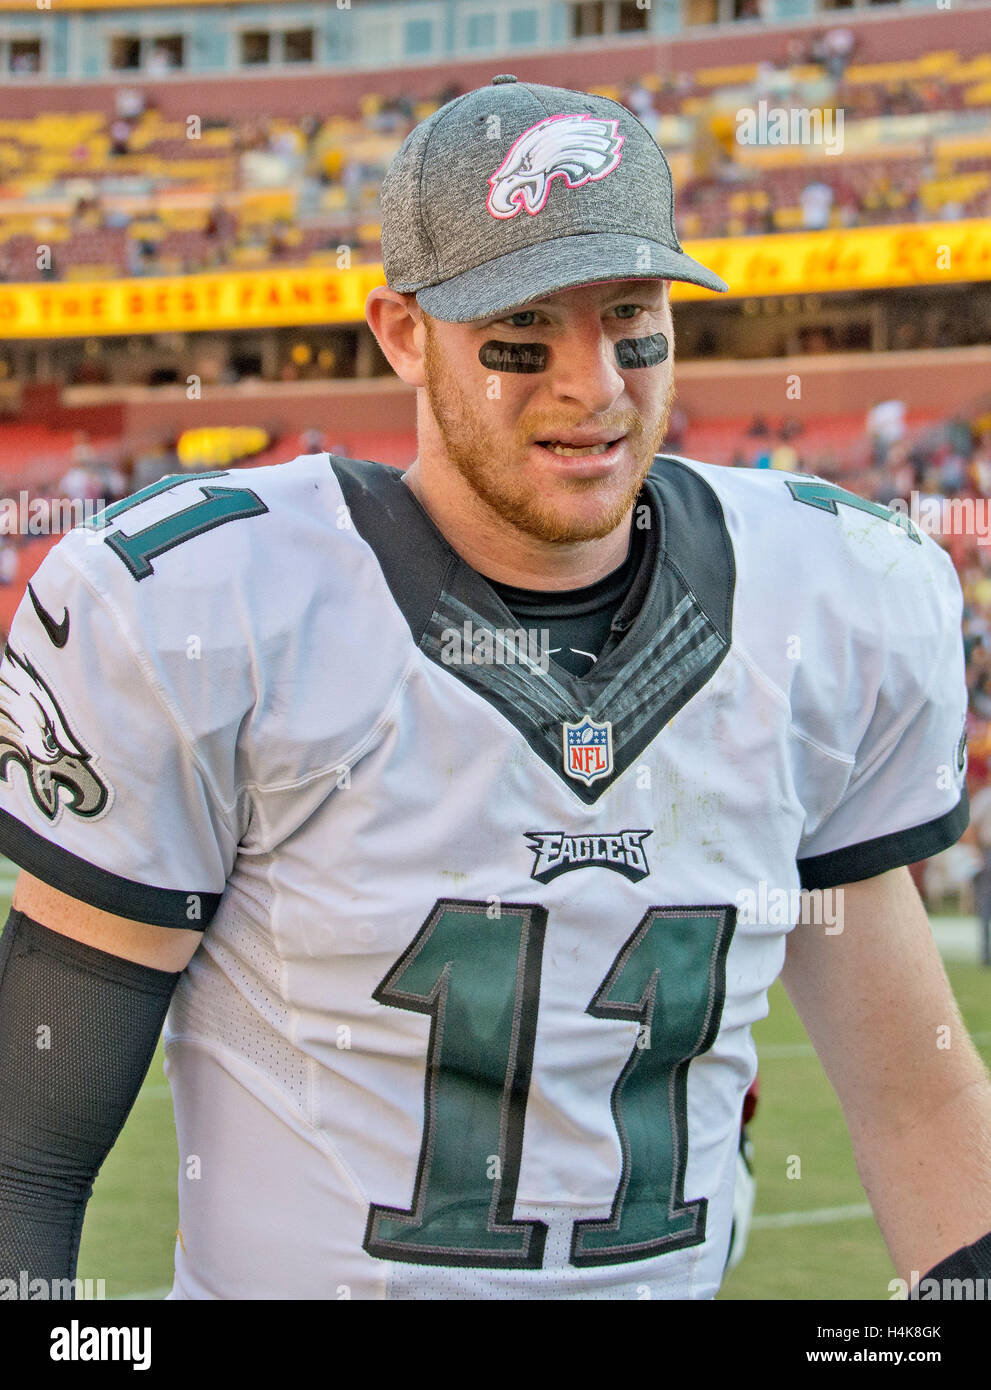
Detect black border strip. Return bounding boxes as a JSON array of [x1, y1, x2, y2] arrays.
[[0, 807, 220, 929], [797, 791, 970, 890]]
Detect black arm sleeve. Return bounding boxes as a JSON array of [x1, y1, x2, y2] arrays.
[[0, 909, 181, 1295], [910, 1230, 991, 1298]]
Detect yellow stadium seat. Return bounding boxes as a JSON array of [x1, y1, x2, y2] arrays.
[[231, 245, 269, 266], [695, 64, 759, 86], [964, 82, 991, 106], [934, 135, 991, 162], [773, 206, 804, 230], [240, 202, 294, 227], [165, 159, 236, 181], [679, 211, 701, 238], [63, 264, 119, 282], [844, 61, 916, 84], [161, 209, 209, 231], [920, 173, 991, 209], [916, 51, 958, 74], [143, 127, 192, 150], [952, 56, 991, 80], [666, 151, 692, 185], [127, 222, 164, 240], [323, 149, 345, 179]]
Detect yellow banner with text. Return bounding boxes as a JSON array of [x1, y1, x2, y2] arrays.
[[0, 221, 988, 338]]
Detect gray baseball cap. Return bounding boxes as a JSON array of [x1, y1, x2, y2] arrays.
[[380, 74, 728, 323]]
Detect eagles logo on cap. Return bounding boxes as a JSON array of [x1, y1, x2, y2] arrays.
[[379, 75, 729, 321], [487, 114, 625, 219]]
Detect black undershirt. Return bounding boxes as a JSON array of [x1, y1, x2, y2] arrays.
[[487, 517, 651, 678]]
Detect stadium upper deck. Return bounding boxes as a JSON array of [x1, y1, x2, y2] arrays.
[[0, 1, 986, 89]]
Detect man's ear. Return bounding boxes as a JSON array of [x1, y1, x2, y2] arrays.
[[365, 288, 426, 388]]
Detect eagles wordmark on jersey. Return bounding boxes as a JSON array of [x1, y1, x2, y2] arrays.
[[0, 451, 968, 1299]]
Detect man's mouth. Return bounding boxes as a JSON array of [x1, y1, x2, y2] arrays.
[[536, 438, 624, 457]]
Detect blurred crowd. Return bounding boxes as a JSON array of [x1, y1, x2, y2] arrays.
[[2, 34, 989, 284], [719, 399, 991, 800]]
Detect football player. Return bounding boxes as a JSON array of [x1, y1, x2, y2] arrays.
[[1, 77, 990, 1301]]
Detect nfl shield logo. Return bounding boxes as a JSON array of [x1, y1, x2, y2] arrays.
[[562, 717, 613, 787]]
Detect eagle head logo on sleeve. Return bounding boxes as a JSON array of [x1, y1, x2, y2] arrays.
[[0, 643, 111, 822], [486, 114, 625, 219]]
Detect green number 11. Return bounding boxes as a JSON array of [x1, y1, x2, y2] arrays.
[[88, 472, 268, 581], [364, 898, 736, 1270]]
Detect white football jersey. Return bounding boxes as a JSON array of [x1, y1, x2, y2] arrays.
[[0, 453, 968, 1299]]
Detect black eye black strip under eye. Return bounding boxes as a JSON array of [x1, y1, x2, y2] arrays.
[[479, 342, 548, 373], [477, 333, 670, 373], [615, 333, 669, 368]]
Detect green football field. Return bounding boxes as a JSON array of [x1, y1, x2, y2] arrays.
[[2, 868, 987, 1301]]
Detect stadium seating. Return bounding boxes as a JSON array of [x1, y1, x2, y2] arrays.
[[2, 47, 990, 285]]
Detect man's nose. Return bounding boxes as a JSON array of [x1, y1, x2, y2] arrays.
[[546, 325, 626, 415]]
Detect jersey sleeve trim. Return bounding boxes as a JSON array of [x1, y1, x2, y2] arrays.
[[0, 807, 219, 930], [796, 789, 969, 890]]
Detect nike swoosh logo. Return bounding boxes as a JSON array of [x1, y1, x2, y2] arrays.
[[28, 583, 70, 648]]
